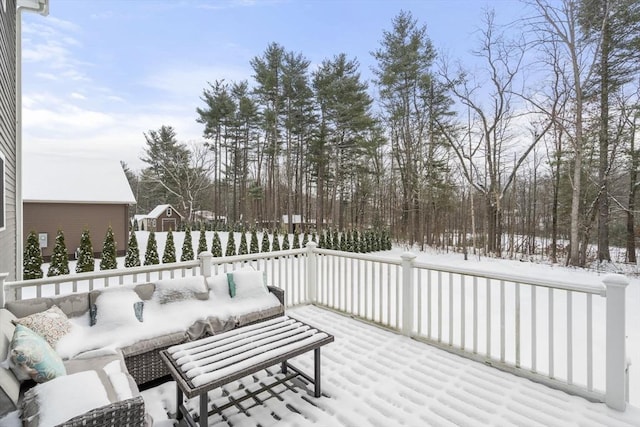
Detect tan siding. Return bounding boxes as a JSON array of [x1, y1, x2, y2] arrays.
[[0, 0, 17, 280], [24, 203, 130, 260]]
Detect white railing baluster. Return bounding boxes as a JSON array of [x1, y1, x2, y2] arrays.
[[438, 271, 442, 342], [417, 270, 423, 336], [428, 270, 432, 340], [396, 265, 401, 329], [386, 262, 391, 326], [449, 272, 453, 346], [587, 293, 593, 391], [351, 258, 355, 314], [486, 278, 491, 357], [461, 275, 465, 351], [379, 263, 383, 324], [549, 287, 554, 378], [473, 276, 477, 354], [365, 260, 370, 319], [567, 291, 573, 385], [532, 285, 537, 373], [516, 282, 520, 368], [500, 280, 505, 363]]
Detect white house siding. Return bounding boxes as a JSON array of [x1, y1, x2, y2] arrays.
[[0, 0, 17, 280]]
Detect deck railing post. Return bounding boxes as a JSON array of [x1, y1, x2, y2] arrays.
[[603, 273, 629, 411], [198, 251, 213, 278], [306, 242, 317, 304], [401, 252, 416, 336]]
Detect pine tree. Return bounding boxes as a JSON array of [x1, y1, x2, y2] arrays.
[[23, 231, 43, 279], [76, 228, 95, 273], [197, 227, 208, 255], [250, 228, 260, 253], [225, 232, 237, 256], [144, 231, 160, 265], [181, 226, 194, 261], [100, 226, 118, 270], [302, 229, 309, 247], [340, 230, 347, 251], [333, 229, 340, 250], [346, 229, 354, 252], [318, 230, 326, 249], [282, 232, 290, 250], [211, 231, 223, 257], [238, 229, 248, 255], [125, 230, 141, 267], [271, 229, 281, 251], [385, 229, 392, 250], [353, 230, 361, 253], [292, 228, 300, 249], [133, 220, 139, 231], [260, 230, 270, 252], [162, 230, 177, 263], [311, 230, 317, 243], [47, 229, 69, 277]]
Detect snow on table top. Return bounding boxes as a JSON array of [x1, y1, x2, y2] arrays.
[[142, 304, 640, 427]]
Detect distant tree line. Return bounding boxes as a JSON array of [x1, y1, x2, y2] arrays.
[[23, 228, 391, 279], [122, 2, 640, 267]]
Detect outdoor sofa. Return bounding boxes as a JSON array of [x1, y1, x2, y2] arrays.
[[0, 269, 284, 426]]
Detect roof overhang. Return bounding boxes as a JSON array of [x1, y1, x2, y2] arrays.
[[17, 0, 49, 15]]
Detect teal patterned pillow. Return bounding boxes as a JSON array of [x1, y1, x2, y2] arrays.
[[10, 325, 66, 383], [227, 272, 237, 297]]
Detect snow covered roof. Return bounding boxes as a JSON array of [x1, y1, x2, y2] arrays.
[[147, 204, 183, 219], [23, 153, 136, 204]]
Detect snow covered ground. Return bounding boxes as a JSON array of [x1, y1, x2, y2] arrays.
[[142, 305, 640, 426]]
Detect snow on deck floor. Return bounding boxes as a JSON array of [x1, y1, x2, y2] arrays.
[[143, 305, 640, 427]]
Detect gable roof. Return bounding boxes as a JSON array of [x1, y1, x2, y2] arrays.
[[23, 153, 136, 204], [147, 204, 184, 219]]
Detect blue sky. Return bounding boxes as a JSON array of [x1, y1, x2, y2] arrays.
[[21, 0, 527, 171]]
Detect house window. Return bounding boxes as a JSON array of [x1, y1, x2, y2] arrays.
[[0, 151, 5, 231], [166, 207, 172, 217], [152, 219, 157, 228]]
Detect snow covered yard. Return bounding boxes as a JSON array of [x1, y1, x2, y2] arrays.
[[142, 305, 640, 426]]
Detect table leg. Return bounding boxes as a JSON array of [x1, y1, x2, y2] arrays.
[[199, 393, 208, 427], [314, 348, 321, 398], [176, 386, 183, 420]]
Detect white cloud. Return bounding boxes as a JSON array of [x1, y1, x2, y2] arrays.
[[70, 92, 86, 100], [22, 92, 205, 172], [144, 63, 253, 99]]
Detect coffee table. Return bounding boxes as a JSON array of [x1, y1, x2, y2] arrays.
[[160, 316, 334, 426]]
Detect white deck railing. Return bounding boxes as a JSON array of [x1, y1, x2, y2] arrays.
[[0, 242, 629, 411]]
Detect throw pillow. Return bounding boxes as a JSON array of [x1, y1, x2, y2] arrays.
[[12, 305, 71, 348], [207, 272, 231, 299], [9, 325, 66, 383], [90, 300, 143, 326], [93, 288, 144, 328], [230, 270, 268, 298], [227, 272, 237, 298], [154, 276, 209, 304]]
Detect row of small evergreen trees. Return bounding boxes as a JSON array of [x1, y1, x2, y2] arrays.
[[23, 227, 392, 279]]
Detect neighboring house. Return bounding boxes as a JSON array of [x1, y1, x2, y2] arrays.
[[0, 0, 48, 281], [141, 204, 183, 232], [282, 215, 307, 233], [22, 154, 136, 260]]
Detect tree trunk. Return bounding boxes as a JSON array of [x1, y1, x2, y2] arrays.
[[597, 10, 611, 262]]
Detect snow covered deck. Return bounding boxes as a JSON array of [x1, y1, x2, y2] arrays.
[[143, 305, 640, 427]]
